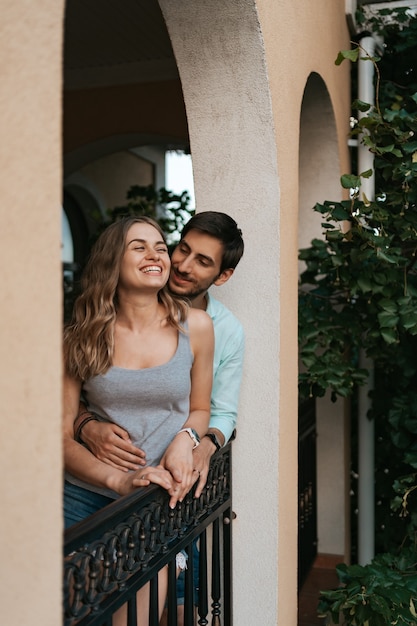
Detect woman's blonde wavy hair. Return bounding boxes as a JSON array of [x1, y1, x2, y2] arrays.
[[64, 216, 189, 381]]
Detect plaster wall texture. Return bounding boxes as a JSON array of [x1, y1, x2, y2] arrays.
[[159, 1, 281, 623], [0, 1, 64, 625], [76, 151, 154, 212], [258, 0, 351, 622]]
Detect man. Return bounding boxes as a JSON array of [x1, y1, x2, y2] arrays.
[[74, 211, 244, 496], [73, 211, 244, 621]]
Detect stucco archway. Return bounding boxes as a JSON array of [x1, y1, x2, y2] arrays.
[[159, 2, 286, 622], [299, 72, 342, 253], [298, 72, 350, 565]]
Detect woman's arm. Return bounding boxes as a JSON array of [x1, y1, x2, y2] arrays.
[[161, 309, 214, 507]]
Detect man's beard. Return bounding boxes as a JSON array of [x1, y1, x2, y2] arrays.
[[169, 283, 208, 301]]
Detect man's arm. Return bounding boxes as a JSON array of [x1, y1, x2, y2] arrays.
[[193, 325, 244, 497], [74, 402, 147, 471]]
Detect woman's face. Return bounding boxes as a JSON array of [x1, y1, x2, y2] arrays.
[[118, 222, 171, 292]]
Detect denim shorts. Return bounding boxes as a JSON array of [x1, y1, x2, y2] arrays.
[[64, 481, 114, 529]]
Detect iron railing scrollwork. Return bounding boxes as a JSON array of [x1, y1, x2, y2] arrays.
[[64, 443, 233, 625]]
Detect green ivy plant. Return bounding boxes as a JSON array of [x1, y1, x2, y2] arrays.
[[298, 8, 417, 625], [317, 548, 417, 626]]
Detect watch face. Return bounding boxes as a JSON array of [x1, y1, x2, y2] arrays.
[[190, 428, 200, 443]]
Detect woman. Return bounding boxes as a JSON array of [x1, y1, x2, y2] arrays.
[[63, 216, 214, 624]]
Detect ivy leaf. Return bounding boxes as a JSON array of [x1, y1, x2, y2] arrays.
[[401, 312, 417, 331], [378, 299, 398, 313], [335, 48, 359, 65], [332, 205, 351, 220], [380, 328, 398, 344], [352, 99, 372, 112], [357, 276, 373, 292], [378, 311, 399, 328], [376, 249, 401, 264], [402, 141, 417, 154], [341, 174, 361, 189]]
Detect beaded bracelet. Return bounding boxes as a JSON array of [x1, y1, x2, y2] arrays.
[[73, 410, 91, 437], [74, 413, 99, 443]]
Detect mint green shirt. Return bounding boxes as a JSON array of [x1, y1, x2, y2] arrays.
[[206, 294, 245, 443]]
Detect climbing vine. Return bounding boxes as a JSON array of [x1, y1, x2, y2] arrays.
[[298, 10, 417, 616]]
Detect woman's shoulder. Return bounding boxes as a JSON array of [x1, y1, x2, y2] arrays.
[[187, 308, 214, 357], [187, 308, 213, 332]]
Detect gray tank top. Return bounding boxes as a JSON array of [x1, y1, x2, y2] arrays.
[[65, 324, 193, 499]]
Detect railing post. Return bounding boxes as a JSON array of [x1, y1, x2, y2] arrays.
[[211, 518, 221, 626], [197, 530, 209, 626], [223, 510, 234, 626]]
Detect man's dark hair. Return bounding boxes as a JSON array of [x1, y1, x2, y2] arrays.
[[181, 211, 244, 273]]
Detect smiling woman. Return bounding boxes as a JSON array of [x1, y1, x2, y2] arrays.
[[62, 215, 214, 625], [118, 223, 170, 293]]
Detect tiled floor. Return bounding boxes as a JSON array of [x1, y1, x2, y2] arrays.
[[298, 556, 341, 626]]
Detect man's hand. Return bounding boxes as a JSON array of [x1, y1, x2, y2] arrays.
[[81, 420, 146, 472]]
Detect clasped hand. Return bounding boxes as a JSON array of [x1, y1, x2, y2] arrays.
[[81, 420, 202, 508]]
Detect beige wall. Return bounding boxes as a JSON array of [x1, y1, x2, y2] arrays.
[[257, 1, 350, 621], [70, 151, 155, 214], [0, 1, 64, 624]]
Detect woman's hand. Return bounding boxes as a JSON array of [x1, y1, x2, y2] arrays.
[[115, 464, 174, 497], [158, 307, 214, 508], [160, 432, 196, 508]]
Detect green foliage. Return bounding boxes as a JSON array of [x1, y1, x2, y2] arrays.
[[318, 548, 417, 626], [299, 12, 417, 623], [100, 184, 194, 247], [298, 14, 417, 440]]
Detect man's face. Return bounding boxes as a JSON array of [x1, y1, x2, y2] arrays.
[[169, 229, 226, 300]]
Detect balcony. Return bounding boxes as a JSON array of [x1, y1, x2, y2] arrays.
[[64, 444, 233, 626]]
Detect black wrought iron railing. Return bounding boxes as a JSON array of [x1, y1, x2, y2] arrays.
[[64, 444, 233, 626], [298, 397, 317, 589]]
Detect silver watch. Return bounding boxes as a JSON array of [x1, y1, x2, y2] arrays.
[[177, 427, 200, 448]]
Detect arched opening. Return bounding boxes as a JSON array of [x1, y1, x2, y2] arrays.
[[62, 0, 192, 280], [298, 72, 350, 585], [298, 72, 342, 257]]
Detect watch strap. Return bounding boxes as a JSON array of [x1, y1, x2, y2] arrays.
[[177, 427, 200, 448], [205, 432, 222, 451]]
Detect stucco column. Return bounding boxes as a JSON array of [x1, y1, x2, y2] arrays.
[[0, 2, 64, 624], [159, 1, 284, 623]]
